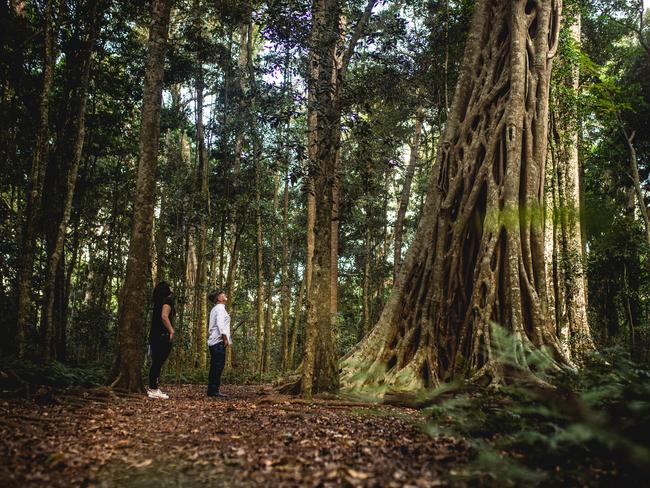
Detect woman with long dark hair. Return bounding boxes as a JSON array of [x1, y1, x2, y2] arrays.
[[147, 281, 175, 399]]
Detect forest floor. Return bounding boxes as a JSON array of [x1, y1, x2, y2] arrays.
[[0, 384, 470, 487]]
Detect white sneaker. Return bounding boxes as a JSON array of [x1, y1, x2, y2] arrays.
[[146, 388, 169, 399]]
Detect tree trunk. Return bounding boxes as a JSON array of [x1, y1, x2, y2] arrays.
[[622, 128, 650, 247], [544, 13, 593, 363], [444, 0, 450, 114], [302, 0, 342, 396], [394, 105, 425, 283], [191, 0, 210, 370], [42, 0, 101, 361], [343, 0, 568, 391], [331, 148, 340, 319], [362, 214, 371, 337], [193, 59, 209, 370], [262, 174, 280, 373], [154, 131, 175, 285], [289, 275, 305, 369], [281, 173, 291, 371], [216, 215, 226, 288], [15, 0, 55, 358], [225, 222, 241, 296], [300, 0, 377, 395], [183, 229, 197, 369], [224, 22, 248, 297], [255, 154, 265, 374], [237, 21, 266, 375], [301, 85, 317, 390], [110, 0, 172, 392], [61, 215, 82, 360]]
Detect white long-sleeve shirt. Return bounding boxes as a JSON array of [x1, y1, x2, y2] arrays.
[[207, 303, 232, 347]]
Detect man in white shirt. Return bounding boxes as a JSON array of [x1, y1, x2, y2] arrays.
[[207, 290, 231, 397]]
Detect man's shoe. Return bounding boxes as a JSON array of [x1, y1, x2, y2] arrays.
[[215, 392, 228, 398]]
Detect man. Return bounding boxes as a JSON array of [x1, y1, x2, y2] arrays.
[[207, 290, 231, 397]]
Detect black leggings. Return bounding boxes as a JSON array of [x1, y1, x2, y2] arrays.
[[149, 338, 172, 389]]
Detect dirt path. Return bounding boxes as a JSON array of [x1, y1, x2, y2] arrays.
[[0, 384, 469, 487]]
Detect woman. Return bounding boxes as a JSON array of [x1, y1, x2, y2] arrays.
[[147, 281, 175, 399], [207, 290, 231, 397]]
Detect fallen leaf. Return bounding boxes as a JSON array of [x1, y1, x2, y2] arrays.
[[132, 459, 152, 468], [347, 468, 371, 479]]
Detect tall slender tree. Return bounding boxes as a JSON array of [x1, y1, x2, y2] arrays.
[[545, 11, 593, 363], [192, 0, 209, 370], [394, 104, 425, 283], [42, 0, 103, 361], [110, 0, 173, 392], [15, 0, 55, 358], [621, 126, 650, 247], [302, 0, 377, 396]]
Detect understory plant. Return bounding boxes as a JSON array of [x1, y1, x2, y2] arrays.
[[423, 326, 650, 486]]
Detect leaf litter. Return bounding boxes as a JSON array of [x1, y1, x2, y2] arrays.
[[0, 384, 470, 487]]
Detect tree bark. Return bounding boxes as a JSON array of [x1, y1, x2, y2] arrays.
[[331, 148, 340, 318], [183, 228, 197, 368], [289, 275, 305, 369], [302, 0, 342, 396], [42, 0, 102, 361], [239, 21, 266, 375], [544, 13, 593, 363], [192, 31, 209, 370], [394, 104, 425, 283], [223, 22, 248, 299], [622, 128, 650, 247], [362, 213, 371, 337], [255, 150, 265, 374], [301, 69, 317, 392], [301, 0, 377, 396], [343, 0, 568, 391], [154, 133, 173, 285], [301, 178, 316, 390], [61, 214, 82, 360], [263, 174, 280, 373], [110, 0, 172, 392], [281, 173, 291, 371], [224, 222, 241, 296], [15, 0, 55, 358]]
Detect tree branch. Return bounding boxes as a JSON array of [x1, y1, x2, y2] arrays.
[[341, 0, 378, 75]]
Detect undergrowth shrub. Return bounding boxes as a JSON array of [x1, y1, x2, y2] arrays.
[[423, 343, 650, 486], [0, 358, 108, 390]]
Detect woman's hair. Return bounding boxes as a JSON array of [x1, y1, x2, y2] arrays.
[[153, 281, 172, 307], [151, 281, 173, 330]]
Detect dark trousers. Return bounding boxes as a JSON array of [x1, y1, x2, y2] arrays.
[[149, 338, 172, 389], [208, 343, 226, 395]]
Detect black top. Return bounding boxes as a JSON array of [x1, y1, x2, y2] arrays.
[[150, 296, 175, 343]]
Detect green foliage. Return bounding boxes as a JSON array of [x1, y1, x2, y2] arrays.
[[423, 347, 650, 486], [579, 0, 650, 362], [0, 358, 108, 390]]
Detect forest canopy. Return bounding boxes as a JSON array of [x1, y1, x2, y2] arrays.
[[2, 0, 650, 486], [0, 0, 648, 385]]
